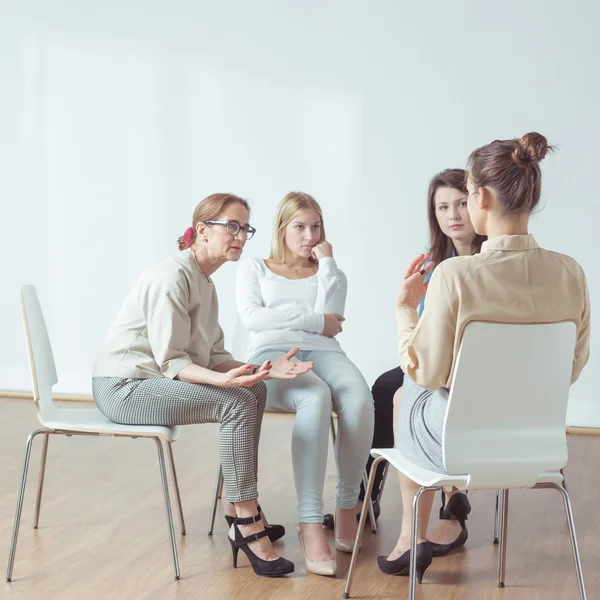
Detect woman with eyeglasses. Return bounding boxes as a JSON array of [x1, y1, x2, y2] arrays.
[[235, 191, 374, 577], [93, 193, 313, 578]]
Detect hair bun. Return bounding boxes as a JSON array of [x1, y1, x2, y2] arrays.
[[512, 132, 553, 164]]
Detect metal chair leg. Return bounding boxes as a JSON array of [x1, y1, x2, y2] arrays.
[[208, 464, 223, 535], [344, 455, 385, 599], [166, 442, 186, 535], [408, 485, 440, 600], [498, 489, 509, 587], [560, 467, 568, 491], [377, 462, 390, 505], [217, 467, 224, 499], [493, 489, 501, 544], [330, 415, 337, 445], [362, 470, 377, 533], [33, 432, 49, 529], [556, 483, 586, 599], [153, 437, 180, 580], [534, 482, 587, 599], [409, 487, 425, 600], [6, 428, 47, 582]]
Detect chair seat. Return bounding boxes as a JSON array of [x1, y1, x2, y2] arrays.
[[39, 405, 180, 441], [371, 448, 564, 490]]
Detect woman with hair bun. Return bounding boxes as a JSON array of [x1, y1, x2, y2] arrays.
[[380, 133, 591, 583]]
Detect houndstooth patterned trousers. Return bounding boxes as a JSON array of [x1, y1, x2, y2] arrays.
[[92, 376, 267, 503]]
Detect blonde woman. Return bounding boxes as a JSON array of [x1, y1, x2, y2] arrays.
[[235, 192, 374, 576]]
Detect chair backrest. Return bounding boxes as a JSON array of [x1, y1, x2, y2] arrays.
[[442, 321, 576, 489], [20, 285, 61, 423]]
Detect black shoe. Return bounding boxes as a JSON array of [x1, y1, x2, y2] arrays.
[[228, 513, 294, 577], [376, 542, 433, 583], [429, 493, 470, 557], [322, 500, 380, 530], [225, 504, 285, 543], [323, 513, 335, 530], [439, 489, 469, 520], [429, 527, 468, 557]]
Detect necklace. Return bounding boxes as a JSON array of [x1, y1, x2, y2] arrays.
[[191, 248, 213, 286], [284, 262, 313, 272]]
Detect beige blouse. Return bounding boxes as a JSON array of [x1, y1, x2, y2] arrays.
[[93, 249, 233, 380], [396, 234, 591, 390]]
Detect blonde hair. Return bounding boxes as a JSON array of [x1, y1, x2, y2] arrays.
[[177, 193, 250, 250], [269, 191, 326, 263]]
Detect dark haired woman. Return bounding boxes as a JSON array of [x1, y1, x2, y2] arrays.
[[351, 169, 484, 554]]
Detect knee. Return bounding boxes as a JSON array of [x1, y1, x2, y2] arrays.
[[335, 374, 373, 415], [296, 380, 333, 419], [225, 387, 260, 419], [250, 381, 267, 408]]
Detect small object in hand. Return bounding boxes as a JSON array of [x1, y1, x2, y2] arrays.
[[419, 269, 426, 275]]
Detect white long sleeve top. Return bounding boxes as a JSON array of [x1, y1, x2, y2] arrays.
[[235, 256, 347, 358]]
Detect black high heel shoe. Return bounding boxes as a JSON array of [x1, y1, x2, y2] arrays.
[[228, 513, 294, 577], [429, 493, 470, 557], [225, 504, 285, 543], [377, 542, 433, 583]]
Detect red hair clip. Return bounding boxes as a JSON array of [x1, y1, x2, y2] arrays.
[[183, 226, 195, 248]]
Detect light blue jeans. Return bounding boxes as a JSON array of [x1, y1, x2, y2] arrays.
[[250, 349, 374, 523]]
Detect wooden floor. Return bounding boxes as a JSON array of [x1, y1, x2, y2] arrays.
[[0, 398, 597, 600]]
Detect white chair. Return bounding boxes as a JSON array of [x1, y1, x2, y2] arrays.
[[6, 285, 186, 582], [344, 321, 586, 600], [207, 316, 377, 534]]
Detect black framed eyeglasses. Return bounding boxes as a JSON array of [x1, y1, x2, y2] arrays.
[[203, 220, 256, 239]]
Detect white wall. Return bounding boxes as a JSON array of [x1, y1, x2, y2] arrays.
[[1, 0, 598, 426]]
